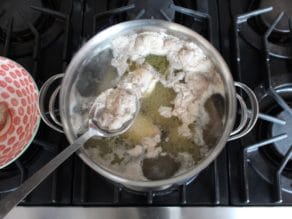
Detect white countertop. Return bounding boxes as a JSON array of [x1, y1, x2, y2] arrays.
[[5, 206, 292, 219]]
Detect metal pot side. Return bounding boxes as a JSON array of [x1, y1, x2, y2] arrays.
[[60, 19, 236, 191]]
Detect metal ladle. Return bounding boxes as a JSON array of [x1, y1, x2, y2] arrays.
[[0, 91, 140, 218]]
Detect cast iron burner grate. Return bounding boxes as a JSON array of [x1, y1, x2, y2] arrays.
[[0, 124, 73, 205], [259, 0, 292, 33], [231, 0, 292, 59], [0, 3, 71, 84], [244, 83, 292, 203], [234, 9, 292, 203], [0, 0, 81, 205], [72, 158, 224, 205], [126, 0, 175, 20], [0, 0, 72, 58], [90, 1, 212, 42]]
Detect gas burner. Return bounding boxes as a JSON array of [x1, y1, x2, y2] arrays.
[[271, 110, 292, 160], [242, 77, 292, 201], [127, 0, 175, 20], [234, 5, 292, 58], [0, 123, 63, 194], [235, 11, 292, 200], [0, 144, 39, 194], [256, 83, 292, 168], [259, 0, 292, 33], [0, 0, 72, 57], [0, 0, 43, 33], [92, 1, 209, 40]]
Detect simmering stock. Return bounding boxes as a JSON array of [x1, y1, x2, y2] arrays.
[[71, 32, 226, 181]]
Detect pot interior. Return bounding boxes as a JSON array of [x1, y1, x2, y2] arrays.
[[61, 20, 235, 186]]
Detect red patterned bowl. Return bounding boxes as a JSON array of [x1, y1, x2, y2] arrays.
[[0, 56, 40, 168]]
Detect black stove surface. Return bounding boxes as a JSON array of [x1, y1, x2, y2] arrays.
[[219, 0, 292, 205], [0, 0, 291, 207], [0, 0, 82, 205]]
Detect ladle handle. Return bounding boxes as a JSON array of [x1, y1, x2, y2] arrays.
[[0, 131, 94, 219], [39, 74, 64, 133], [228, 82, 259, 141]]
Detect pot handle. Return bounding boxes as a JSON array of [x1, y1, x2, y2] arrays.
[[228, 82, 259, 141], [39, 74, 64, 133]]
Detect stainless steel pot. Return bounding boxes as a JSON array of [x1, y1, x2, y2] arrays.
[[39, 20, 259, 191]]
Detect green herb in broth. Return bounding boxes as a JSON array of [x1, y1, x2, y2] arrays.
[[135, 82, 200, 160], [84, 137, 132, 158], [121, 114, 160, 145], [85, 78, 202, 166], [141, 82, 175, 114], [84, 137, 113, 157], [144, 55, 169, 75], [84, 54, 208, 173], [127, 55, 169, 75], [140, 82, 201, 160], [120, 83, 177, 146], [127, 59, 139, 72], [161, 128, 201, 161], [111, 153, 124, 165], [140, 83, 180, 131]]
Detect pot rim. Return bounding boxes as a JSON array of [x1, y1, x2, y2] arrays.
[[60, 19, 236, 189]]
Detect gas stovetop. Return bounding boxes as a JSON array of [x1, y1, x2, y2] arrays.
[[0, 0, 292, 209]]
